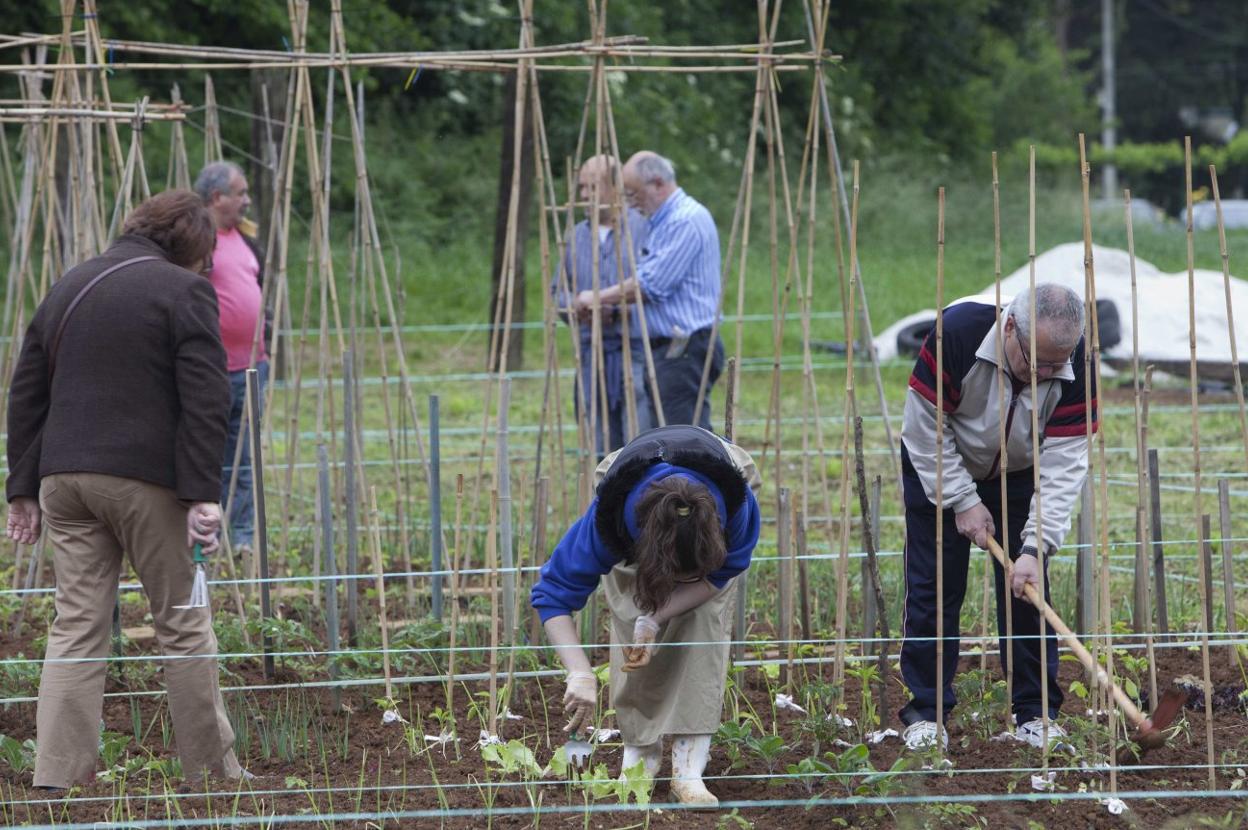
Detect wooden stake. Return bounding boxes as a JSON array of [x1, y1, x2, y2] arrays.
[[529, 477, 550, 648], [855, 417, 891, 711], [430, 395, 443, 621], [1148, 448, 1169, 637], [247, 367, 274, 681], [778, 487, 794, 690], [796, 508, 812, 644], [1219, 479, 1237, 637]]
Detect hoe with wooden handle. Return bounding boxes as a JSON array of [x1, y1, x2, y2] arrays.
[[985, 537, 1185, 762]]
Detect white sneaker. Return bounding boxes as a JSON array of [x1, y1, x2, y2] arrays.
[[1017, 718, 1073, 753], [901, 720, 948, 751]]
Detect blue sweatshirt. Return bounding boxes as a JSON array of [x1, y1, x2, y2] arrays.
[[530, 462, 761, 623]]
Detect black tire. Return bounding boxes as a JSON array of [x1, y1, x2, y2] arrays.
[[1095, 299, 1121, 351], [896, 318, 935, 357]]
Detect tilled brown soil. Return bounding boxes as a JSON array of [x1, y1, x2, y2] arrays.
[[1, 635, 1247, 829]]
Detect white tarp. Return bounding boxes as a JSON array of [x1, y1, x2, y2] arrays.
[[873, 242, 1248, 368]]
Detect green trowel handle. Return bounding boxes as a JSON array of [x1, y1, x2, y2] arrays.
[[192, 542, 206, 564]]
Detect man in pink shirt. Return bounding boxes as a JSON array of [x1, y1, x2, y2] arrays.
[[195, 161, 270, 560]]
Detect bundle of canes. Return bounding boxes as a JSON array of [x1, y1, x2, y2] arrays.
[[984, 537, 1185, 763]]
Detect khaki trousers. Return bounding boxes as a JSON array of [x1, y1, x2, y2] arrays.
[[34, 473, 240, 788]]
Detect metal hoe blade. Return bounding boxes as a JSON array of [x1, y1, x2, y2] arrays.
[[1117, 687, 1188, 764]]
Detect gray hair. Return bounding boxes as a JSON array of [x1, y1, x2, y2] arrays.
[[633, 153, 676, 185], [194, 161, 244, 203], [1008, 283, 1085, 347]]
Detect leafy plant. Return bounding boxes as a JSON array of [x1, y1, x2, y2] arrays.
[[99, 731, 131, 770], [716, 808, 754, 829], [845, 661, 882, 740], [0, 734, 35, 774], [744, 732, 789, 776], [0, 655, 41, 700], [480, 739, 544, 779], [713, 720, 758, 773], [918, 802, 987, 829], [952, 669, 1009, 746]]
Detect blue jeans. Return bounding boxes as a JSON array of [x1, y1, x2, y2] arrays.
[[576, 343, 652, 457], [220, 361, 269, 548]]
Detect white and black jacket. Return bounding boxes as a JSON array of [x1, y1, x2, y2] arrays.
[[901, 301, 1097, 555]]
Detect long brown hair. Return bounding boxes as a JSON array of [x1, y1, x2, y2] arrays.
[[121, 189, 215, 271], [631, 476, 726, 614]]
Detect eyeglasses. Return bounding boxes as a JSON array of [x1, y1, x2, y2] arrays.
[[1013, 323, 1072, 373]]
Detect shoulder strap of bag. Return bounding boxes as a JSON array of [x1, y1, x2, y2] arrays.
[[47, 255, 160, 380]]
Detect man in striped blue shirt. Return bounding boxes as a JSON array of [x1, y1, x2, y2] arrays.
[[574, 151, 723, 431]]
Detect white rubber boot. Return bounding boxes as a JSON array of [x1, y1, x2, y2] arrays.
[[671, 734, 718, 807], [620, 739, 662, 790]]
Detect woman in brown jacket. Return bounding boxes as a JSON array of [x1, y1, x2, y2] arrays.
[[5, 190, 246, 788]]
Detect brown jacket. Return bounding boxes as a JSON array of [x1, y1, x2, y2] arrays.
[[6, 235, 229, 503]]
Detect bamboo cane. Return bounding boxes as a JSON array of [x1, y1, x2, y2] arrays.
[[368, 486, 393, 704], [1208, 167, 1248, 484], [831, 160, 861, 694], [1079, 133, 1115, 791], [988, 151, 1006, 690], [1183, 136, 1217, 787], [1024, 146, 1051, 783], [447, 474, 465, 734], [1124, 189, 1160, 709], [487, 488, 500, 738], [934, 185, 947, 756]]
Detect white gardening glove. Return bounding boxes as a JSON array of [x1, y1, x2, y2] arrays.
[[563, 670, 597, 733], [622, 614, 661, 672]]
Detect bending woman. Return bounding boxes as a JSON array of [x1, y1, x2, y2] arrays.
[[531, 425, 761, 806]]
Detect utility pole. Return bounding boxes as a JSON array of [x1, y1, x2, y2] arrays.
[[1102, 0, 1118, 200]]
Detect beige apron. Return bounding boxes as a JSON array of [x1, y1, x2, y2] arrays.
[[604, 565, 736, 744], [593, 436, 759, 746]]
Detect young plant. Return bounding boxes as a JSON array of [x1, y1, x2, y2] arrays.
[[951, 669, 1009, 746], [844, 661, 882, 740], [713, 720, 757, 773], [0, 734, 35, 774], [744, 732, 789, 776]]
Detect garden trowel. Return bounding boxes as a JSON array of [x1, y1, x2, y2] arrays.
[[564, 731, 593, 768], [174, 543, 208, 610]]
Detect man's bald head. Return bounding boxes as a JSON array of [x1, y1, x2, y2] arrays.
[[577, 155, 621, 222], [622, 151, 677, 216]]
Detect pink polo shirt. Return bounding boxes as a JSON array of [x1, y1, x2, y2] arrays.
[[208, 227, 268, 371]]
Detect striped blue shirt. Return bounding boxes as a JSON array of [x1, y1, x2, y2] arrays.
[[551, 208, 650, 344], [635, 188, 721, 338]]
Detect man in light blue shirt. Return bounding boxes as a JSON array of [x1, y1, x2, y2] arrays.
[[555, 155, 651, 454], [574, 151, 723, 430]]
